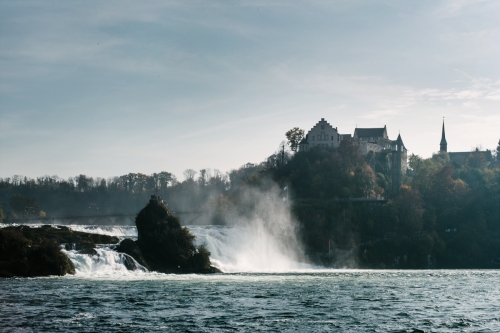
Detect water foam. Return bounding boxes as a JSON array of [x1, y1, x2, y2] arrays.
[[62, 224, 316, 274], [8, 221, 316, 275], [68, 225, 138, 238], [190, 225, 316, 273], [63, 247, 147, 277]]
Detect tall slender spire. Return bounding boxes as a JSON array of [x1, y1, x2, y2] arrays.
[[440, 118, 447, 152]]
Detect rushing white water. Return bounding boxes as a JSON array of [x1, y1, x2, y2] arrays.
[[0, 223, 138, 238], [63, 246, 148, 277], [68, 225, 138, 238], [190, 225, 315, 272], [60, 223, 315, 274], [6, 219, 314, 274]]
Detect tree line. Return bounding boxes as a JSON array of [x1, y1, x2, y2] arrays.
[[0, 141, 292, 219]]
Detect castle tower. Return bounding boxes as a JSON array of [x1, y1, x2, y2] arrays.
[[391, 134, 404, 197], [440, 119, 447, 152]]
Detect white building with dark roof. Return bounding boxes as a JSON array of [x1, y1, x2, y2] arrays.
[[353, 126, 392, 155], [298, 118, 340, 152]]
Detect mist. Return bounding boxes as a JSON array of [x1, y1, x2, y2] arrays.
[[191, 181, 314, 272]]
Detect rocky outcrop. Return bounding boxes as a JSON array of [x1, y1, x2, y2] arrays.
[[4, 224, 119, 250], [0, 228, 75, 277], [0, 225, 120, 278], [115, 238, 150, 270], [117, 195, 219, 273]]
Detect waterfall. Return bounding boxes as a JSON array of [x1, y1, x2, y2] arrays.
[[54, 223, 316, 275], [63, 247, 148, 277], [190, 225, 315, 272]]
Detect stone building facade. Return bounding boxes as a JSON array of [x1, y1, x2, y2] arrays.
[[298, 118, 340, 152], [353, 126, 392, 155]]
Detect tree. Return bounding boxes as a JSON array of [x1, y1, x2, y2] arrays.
[[198, 168, 212, 186], [388, 185, 424, 236], [277, 141, 291, 169], [0, 204, 4, 221], [9, 194, 41, 218], [466, 149, 487, 168], [285, 127, 305, 152], [74, 174, 92, 192], [157, 171, 174, 190], [496, 139, 500, 161], [183, 169, 197, 181]]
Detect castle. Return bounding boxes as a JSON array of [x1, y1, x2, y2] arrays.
[[292, 118, 494, 198], [298, 118, 406, 156], [298, 118, 407, 196]]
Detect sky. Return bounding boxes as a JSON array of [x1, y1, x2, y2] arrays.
[[1, 0, 499, 180]]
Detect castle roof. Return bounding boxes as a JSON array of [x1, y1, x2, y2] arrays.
[[354, 126, 387, 138], [396, 133, 405, 148], [308, 118, 337, 132]]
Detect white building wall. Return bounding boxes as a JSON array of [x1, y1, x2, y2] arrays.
[[304, 118, 339, 150], [358, 142, 384, 155]]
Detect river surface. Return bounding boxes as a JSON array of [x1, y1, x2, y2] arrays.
[[1, 225, 499, 332]]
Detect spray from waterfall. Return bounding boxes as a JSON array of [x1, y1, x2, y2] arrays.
[[192, 182, 315, 272]]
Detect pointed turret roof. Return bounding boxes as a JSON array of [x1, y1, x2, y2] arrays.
[[440, 120, 447, 145], [396, 133, 404, 148]]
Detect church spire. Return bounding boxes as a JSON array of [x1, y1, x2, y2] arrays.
[[440, 118, 447, 152]]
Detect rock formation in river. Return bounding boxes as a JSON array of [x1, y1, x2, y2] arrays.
[[0, 225, 120, 278], [117, 195, 219, 273], [0, 228, 75, 277]]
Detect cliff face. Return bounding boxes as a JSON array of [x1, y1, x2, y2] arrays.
[[118, 196, 217, 274]]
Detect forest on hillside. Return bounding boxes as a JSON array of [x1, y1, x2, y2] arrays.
[[277, 143, 500, 268], [1, 138, 499, 268]]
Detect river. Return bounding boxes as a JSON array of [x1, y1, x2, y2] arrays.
[[1, 225, 499, 332]]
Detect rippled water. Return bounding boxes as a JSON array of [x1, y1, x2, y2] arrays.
[[2, 224, 499, 331], [1, 270, 499, 332]]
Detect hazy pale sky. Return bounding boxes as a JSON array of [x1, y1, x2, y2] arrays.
[[1, 0, 499, 180]]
